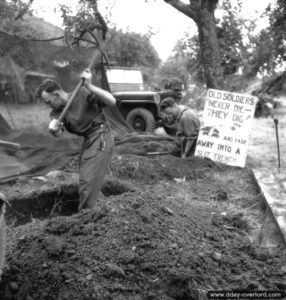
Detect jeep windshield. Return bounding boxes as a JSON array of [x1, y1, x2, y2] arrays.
[[106, 67, 145, 92]]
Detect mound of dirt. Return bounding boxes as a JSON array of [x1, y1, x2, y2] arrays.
[[1, 178, 285, 300], [1, 136, 286, 300]]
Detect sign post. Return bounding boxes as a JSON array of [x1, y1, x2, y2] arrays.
[[195, 89, 257, 167]]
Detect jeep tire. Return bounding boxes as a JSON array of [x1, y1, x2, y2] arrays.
[[126, 108, 155, 132]]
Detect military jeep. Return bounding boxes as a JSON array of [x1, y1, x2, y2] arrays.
[[106, 67, 181, 133]]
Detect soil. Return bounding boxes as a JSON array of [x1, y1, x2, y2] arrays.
[[0, 124, 286, 299]]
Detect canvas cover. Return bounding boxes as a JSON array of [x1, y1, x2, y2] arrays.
[[0, 55, 26, 103], [0, 113, 12, 136], [0, 102, 134, 183]]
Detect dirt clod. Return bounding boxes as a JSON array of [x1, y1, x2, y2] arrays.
[[45, 235, 65, 257]]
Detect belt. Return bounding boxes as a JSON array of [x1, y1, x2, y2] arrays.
[[84, 123, 109, 140]]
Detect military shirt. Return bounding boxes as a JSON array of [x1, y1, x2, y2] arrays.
[[176, 105, 200, 140], [51, 87, 106, 137]]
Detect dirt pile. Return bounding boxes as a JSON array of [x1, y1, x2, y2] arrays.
[[0, 137, 286, 300], [1, 176, 286, 299]]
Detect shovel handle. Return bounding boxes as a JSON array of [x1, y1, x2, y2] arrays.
[[180, 137, 185, 157], [0, 140, 21, 150], [58, 80, 83, 123], [58, 47, 103, 123], [274, 118, 281, 171]]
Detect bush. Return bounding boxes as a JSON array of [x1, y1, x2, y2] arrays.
[[254, 93, 280, 118], [181, 86, 206, 111]]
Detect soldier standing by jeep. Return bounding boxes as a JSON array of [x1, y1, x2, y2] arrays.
[[159, 97, 200, 159]]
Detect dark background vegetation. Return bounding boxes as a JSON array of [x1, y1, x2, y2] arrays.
[[1, 0, 286, 113]]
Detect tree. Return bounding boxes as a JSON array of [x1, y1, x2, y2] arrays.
[[230, 0, 286, 78], [0, 0, 36, 38], [216, 1, 245, 76], [259, 0, 286, 73], [105, 28, 160, 85], [105, 28, 160, 68], [159, 1, 245, 89], [162, 0, 278, 89], [152, 39, 194, 90], [59, 1, 161, 86], [160, 0, 224, 89]]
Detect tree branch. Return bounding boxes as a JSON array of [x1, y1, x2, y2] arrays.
[[14, 0, 34, 20], [29, 36, 64, 42], [71, 37, 97, 46], [163, 0, 200, 21], [87, 29, 110, 68], [96, 11, 108, 40]]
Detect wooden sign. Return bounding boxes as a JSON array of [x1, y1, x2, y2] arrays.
[[195, 89, 257, 167]]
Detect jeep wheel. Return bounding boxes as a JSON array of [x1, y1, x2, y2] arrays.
[[126, 108, 155, 132]]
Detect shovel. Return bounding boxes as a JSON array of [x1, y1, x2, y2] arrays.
[[274, 117, 281, 173], [0, 139, 38, 152], [0, 140, 22, 151], [180, 137, 185, 157], [57, 46, 105, 124]]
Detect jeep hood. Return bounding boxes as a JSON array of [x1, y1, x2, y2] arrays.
[[112, 91, 156, 100]]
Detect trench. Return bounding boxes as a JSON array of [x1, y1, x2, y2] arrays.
[[5, 178, 136, 226]]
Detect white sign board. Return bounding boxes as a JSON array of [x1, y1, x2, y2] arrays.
[[195, 89, 257, 167]]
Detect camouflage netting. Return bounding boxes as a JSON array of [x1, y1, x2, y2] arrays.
[[0, 55, 26, 103]]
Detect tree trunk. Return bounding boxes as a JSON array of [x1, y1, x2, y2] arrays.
[[163, 0, 225, 89], [197, 4, 224, 89]]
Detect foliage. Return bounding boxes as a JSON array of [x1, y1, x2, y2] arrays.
[[60, 0, 104, 47], [254, 92, 279, 118], [215, 1, 273, 79], [0, 0, 37, 38], [159, 0, 224, 89], [223, 0, 286, 78], [216, 1, 245, 76], [0, 0, 64, 70], [158, 0, 285, 93], [258, 0, 286, 74], [268, 0, 286, 60], [152, 42, 191, 90], [105, 27, 161, 86], [166, 34, 203, 86], [58, 1, 160, 85], [105, 28, 160, 68], [183, 86, 207, 112]]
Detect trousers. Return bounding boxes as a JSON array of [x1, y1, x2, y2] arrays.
[[78, 126, 114, 210]]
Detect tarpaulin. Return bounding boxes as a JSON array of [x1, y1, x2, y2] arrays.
[[0, 130, 80, 183], [0, 113, 12, 136], [0, 55, 27, 103], [0, 104, 134, 183]]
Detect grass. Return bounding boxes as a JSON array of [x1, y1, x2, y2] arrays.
[[247, 104, 286, 172]]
